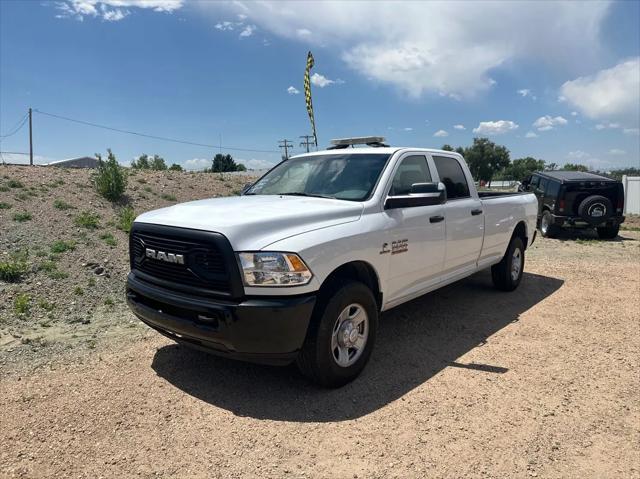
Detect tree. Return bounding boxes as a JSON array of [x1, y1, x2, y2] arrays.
[[210, 153, 245, 172], [545, 163, 559, 171], [442, 144, 454, 151], [168, 163, 183, 172], [562, 163, 588, 172], [92, 149, 127, 202], [463, 138, 510, 183], [499, 157, 546, 181], [150, 155, 167, 171], [131, 154, 150, 169]]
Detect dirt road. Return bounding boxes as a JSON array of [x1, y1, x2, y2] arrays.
[[1, 232, 639, 478]]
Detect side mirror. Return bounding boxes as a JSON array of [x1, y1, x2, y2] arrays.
[[241, 183, 253, 195], [385, 182, 446, 209]]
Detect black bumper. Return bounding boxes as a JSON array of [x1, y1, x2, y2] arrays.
[[548, 214, 625, 228], [127, 273, 316, 365]]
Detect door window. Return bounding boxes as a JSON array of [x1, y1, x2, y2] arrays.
[[537, 177, 548, 193], [433, 156, 470, 199], [529, 175, 540, 190], [389, 155, 432, 196]]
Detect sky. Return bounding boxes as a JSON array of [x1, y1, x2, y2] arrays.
[[0, 0, 639, 171]]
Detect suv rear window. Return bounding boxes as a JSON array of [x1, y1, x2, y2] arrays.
[[547, 180, 560, 198], [433, 156, 470, 199]]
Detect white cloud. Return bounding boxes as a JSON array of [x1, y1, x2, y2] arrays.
[[608, 149, 626, 155], [215, 21, 235, 31], [571, 111, 578, 116], [433, 129, 449, 137], [472, 120, 519, 136], [184, 158, 211, 171], [287, 86, 300, 95], [297, 28, 312, 37], [623, 128, 639, 136], [240, 158, 277, 170], [533, 115, 568, 131], [453, 124, 466, 130], [567, 150, 589, 160], [310, 73, 344, 88], [239, 24, 256, 37], [197, 2, 610, 98], [517, 89, 536, 100], [525, 131, 539, 138], [404, 127, 413, 132], [54, 0, 182, 21], [595, 122, 620, 130], [560, 58, 640, 122]]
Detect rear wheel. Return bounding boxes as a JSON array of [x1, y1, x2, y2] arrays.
[[540, 211, 560, 238], [296, 281, 378, 388], [596, 224, 620, 239], [492, 236, 525, 292]]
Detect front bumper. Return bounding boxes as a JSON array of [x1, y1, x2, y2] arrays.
[[127, 273, 316, 365], [548, 214, 625, 228]]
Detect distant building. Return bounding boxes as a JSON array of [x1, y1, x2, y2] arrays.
[[47, 156, 99, 168]]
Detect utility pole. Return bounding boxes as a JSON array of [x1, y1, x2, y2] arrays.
[[299, 135, 314, 153], [278, 139, 293, 160], [28, 108, 33, 166]]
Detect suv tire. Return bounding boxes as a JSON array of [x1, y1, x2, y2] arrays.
[[492, 236, 525, 292], [596, 224, 620, 239], [540, 211, 560, 238], [578, 195, 613, 225], [296, 280, 378, 388]]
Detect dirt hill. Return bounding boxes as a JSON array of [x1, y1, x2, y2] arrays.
[[0, 164, 255, 367]]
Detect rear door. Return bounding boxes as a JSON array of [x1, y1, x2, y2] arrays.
[[432, 155, 484, 277]]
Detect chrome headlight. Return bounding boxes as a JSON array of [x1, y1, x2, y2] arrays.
[[238, 252, 313, 287]]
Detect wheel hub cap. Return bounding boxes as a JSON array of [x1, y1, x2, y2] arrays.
[[331, 303, 369, 368], [511, 248, 522, 281]]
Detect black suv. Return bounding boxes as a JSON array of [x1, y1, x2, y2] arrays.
[[521, 171, 625, 239]]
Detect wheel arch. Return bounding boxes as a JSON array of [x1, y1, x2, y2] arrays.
[[320, 261, 383, 311], [512, 220, 529, 249]]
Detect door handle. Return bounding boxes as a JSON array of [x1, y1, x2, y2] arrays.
[[429, 215, 445, 223], [471, 209, 483, 216]]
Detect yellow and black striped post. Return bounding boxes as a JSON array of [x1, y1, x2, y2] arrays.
[[304, 51, 318, 147]]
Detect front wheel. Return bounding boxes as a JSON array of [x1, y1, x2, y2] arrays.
[[492, 236, 525, 292], [540, 211, 560, 238], [296, 281, 378, 388], [596, 224, 620, 239]]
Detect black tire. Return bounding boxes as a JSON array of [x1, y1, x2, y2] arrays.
[[539, 211, 560, 238], [492, 236, 525, 292], [296, 280, 378, 388], [578, 195, 613, 225], [596, 224, 620, 239]]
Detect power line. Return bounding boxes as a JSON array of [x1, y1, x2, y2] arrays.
[[32, 109, 280, 154], [299, 135, 315, 153], [0, 113, 29, 138], [278, 139, 294, 160]]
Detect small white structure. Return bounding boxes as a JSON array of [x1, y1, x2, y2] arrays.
[[47, 156, 99, 168], [622, 175, 640, 215]]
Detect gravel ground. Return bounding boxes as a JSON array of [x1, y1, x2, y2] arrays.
[[1, 214, 638, 478]]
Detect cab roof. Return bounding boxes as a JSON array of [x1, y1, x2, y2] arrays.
[[537, 170, 616, 183], [290, 147, 461, 159]]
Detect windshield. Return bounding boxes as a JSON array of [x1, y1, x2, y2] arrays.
[[245, 153, 390, 201]]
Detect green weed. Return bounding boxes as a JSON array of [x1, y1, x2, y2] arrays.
[[12, 211, 32, 222], [74, 210, 100, 229]]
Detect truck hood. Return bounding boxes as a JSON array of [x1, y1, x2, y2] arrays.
[[134, 195, 364, 250]]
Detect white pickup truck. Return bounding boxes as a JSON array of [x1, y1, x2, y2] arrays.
[[127, 137, 538, 387]]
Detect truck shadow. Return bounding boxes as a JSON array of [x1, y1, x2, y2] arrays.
[[151, 271, 563, 422]]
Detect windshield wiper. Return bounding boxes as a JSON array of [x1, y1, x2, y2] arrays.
[[279, 192, 336, 199]]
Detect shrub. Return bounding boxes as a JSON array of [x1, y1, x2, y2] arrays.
[[74, 210, 100, 229], [99, 232, 117, 246], [0, 256, 29, 282], [39, 261, 69, 279], [117, 206, 136, 233], [48, 179, 64, 188], [74, 286, 84, 296], [104, 297, 114, 306], [14, 192, 29, 201], [169, 163, 183, 171], [161, 193, 177, 201], [7, 179, 24, 188], [53, 199, 74, 210], [0, 202, 12, 209], [92, 149, 127, 201], [0, 185, 9, 192], [14, 294, 31, 317], [38, 299, 56, 311], [12, 211, 32, 222], [50, 240, 76, 254]]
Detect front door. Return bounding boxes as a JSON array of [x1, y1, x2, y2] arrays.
[[383, 154, 446, 304]]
